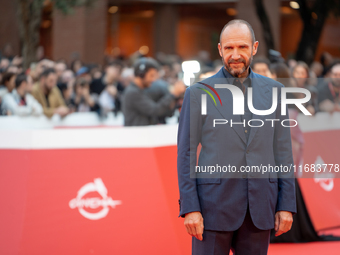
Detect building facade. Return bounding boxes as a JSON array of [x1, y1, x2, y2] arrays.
[[0, 0, 339, 64]]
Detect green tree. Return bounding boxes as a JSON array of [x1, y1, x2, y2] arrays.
[[296, 0, 340, 65], [16, 0, 97, 69]]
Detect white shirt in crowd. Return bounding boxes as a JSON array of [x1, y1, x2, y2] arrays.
[[1, 89, 43, 116]]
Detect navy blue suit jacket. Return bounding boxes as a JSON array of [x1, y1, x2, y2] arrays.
[[177, 67, 297, 231]]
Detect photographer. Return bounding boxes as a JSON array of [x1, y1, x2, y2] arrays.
[[73, 77, 96, 112], [122, 57, 186, 126]]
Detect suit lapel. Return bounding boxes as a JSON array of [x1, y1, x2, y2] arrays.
[[209, 69, 248, 144], [199, 69, 273, 146]]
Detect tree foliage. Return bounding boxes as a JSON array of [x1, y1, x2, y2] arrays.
[[295, 0, 340, 65]]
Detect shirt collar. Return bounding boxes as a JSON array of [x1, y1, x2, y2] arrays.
[[221, 66, 253, 88]]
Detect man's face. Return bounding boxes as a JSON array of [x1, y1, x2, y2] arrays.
[[293, 66, 308, 79], [43, 73, 57, 92], [55, 63, 66, 78], [7, 65, 18, 74], [105, 66, 120, 84], [0, 58, 9, 69], [218, 24, 258, 78], [253, 63, 270, 77], [142, 68, 159, 88], [331, 65, 340, 87], [19, 81, 28, 94], [293, 65, 308, 87]]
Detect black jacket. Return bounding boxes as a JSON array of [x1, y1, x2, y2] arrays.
[[122, 82, 175, 126]]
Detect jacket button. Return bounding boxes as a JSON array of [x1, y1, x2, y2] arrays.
[[246, 149, 249, 154], [242, 173, 247, 179]]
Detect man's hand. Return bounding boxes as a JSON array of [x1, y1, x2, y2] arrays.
[[54, 106, 69, 117], [184, 211, 204, 241], [170, 81, 186, 98], [274, 211, 293, 236]]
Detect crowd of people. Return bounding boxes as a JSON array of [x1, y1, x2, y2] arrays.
[[0, 49, 339, 126], [250, 54, 340, 115]]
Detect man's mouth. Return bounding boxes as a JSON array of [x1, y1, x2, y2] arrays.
[[230, 62, 243, 67]]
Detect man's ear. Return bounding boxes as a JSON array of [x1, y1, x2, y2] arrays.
[[253, 41, 259, 56], [218, 43, 223, 57]]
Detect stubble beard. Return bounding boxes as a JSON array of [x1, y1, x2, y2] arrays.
[[222, 52, 253, 78]]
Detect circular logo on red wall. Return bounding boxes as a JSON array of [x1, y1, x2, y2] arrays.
[[69, 178, 122, 220]]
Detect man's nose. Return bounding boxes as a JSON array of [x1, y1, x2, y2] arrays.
[[231, 49, 240, 60]]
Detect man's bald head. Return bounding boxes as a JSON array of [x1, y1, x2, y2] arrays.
[[219, 19, 256, 45], [217, 19, 259, 78]]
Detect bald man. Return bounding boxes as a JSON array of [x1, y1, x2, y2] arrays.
[[177, 19, 296, 255]]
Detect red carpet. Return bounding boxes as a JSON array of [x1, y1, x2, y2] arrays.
[[268, 241, 340, 255], [268, 228, 340, 255], [226, 229, 340, 255], [227, 241, 340, 255]]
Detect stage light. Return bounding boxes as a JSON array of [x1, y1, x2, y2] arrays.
[[182, 60, 200, 74], [182, 61, 200, 86], [226, 8, 237, 16], [289, 1, 300, 9], [139, 46, 149, 55], [108, 6, 118, 14]]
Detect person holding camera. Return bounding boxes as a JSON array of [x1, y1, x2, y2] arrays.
[[122, 57, 186, 126]]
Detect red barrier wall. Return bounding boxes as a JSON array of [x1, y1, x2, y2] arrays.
[[0, 124, 339, 254], [0, 146, 191, 254]]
